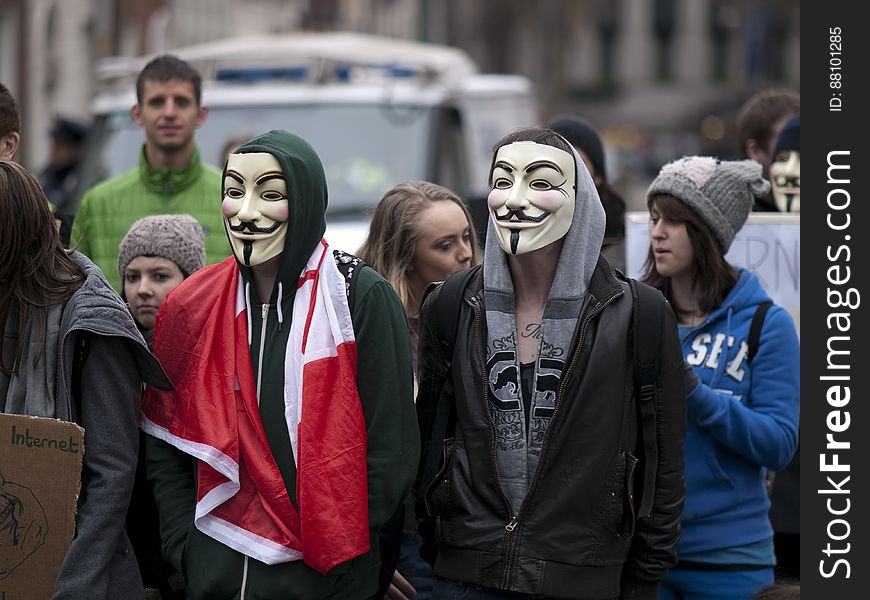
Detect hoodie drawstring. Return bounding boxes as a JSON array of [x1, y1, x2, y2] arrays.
[[245, 281, 253, 346], [276, 282, 284, 331]]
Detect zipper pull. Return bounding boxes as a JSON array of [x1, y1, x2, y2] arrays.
[[262, 303, 269, 320], [505, 515, 519, 532]]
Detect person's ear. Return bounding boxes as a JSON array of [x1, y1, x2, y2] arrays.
[[196, 105, 209, 128], [131, 104, 143, 127], [744, 138, 767, 165], [0, 131, 20, 160]]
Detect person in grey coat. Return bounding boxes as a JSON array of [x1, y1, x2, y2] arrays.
[[0, 160, 170, 598]]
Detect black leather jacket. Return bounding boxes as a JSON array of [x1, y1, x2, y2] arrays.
[[415, 259, 686, 600]]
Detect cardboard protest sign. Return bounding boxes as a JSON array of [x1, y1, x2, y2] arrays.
[[0, 413, 84, 600]]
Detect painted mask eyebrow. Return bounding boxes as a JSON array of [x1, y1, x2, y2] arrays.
[[525, 160, 564, 175], [226, 170, 245, 184], [256, 172, 285, 185]]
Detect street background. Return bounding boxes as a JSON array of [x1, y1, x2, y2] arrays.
[[0, 0, 799, 211]]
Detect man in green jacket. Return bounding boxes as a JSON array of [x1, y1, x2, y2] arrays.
[[142, 130, 419, 599], [72, 54, 230, 291]]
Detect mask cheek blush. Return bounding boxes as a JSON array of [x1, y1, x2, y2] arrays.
[[488, 188, 508, 209], [221, 198, 237, 218], [533, 190, 565, 211], [273, 203, 289, 222]]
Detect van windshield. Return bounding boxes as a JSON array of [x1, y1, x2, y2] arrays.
[[80, 103, 433, 215]]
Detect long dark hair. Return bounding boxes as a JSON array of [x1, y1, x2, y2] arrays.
[[0, 160, 83, 372], [640, 193, 737, 319]]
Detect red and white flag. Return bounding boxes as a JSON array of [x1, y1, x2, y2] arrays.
[[143, 241, 369, 574]]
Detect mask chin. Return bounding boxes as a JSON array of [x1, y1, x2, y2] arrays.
[[772, 189, 800, 213]]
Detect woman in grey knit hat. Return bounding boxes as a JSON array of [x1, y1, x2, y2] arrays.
[[641, 157, 800, 600], [117, 213, 205, 600], [118, 214, 206, 344]]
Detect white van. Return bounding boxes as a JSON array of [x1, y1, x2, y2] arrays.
[[77, 32, 539, 250]]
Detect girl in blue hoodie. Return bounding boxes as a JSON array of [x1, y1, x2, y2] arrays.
[[642, 157, 800, 600]]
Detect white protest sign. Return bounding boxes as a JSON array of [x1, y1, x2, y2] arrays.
[[625, 211, 800, 332]]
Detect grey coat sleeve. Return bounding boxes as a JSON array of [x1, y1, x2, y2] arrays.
[[52, 335, 143, 600]]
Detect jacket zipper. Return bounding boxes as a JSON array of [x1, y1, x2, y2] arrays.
[[498, 288, 624, 586], [471, 297, 519, 588], [255, 303, 269, 403], [469, 295, 520, 588], [162, 171, 171, 211], [243, 305, 269, 595]]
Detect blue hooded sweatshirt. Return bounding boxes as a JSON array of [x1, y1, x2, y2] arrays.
[[678, 268, 799, 555]]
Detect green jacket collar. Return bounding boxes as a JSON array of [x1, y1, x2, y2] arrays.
[[138, 145, 203, 194]]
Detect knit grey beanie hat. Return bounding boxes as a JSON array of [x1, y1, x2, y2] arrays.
[[118, 214, 206, 282], [646, 156, 770, 252]]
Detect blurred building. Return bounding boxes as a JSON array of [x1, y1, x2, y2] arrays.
[[0, 0, 798, 188]]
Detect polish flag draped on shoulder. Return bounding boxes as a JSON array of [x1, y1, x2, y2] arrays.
[[142, 239, 369, 575]]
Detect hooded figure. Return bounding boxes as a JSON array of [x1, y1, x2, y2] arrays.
[[414, 128, 686, 599], [768, 113, 799, 213], [143, 130, 418, 600]]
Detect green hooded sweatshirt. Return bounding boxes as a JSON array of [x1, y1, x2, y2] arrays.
[[146, 130, 418, 600]]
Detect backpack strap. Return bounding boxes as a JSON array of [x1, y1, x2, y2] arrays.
[[431, 265, 481, 365], [333, 250, 367, 310], [748, 301, 773, 363], [419, 265, 480, 497], [629, 278, 664, 520]]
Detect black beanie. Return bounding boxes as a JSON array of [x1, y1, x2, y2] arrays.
[[544, 114, 607, 182], [772, 113, 799, 157]]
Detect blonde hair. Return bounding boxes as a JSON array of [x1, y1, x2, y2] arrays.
[[357, 181, 481, 315]]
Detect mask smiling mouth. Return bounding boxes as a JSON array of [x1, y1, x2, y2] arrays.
[[493, 209, 549, 224], [228, 220, 282, 236], [775, 176, 800, 190]]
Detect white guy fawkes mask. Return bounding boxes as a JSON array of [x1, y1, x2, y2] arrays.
[[222, 152, 289, 266], [770, 149, 800, 213], [487, 141, 577, 254]]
